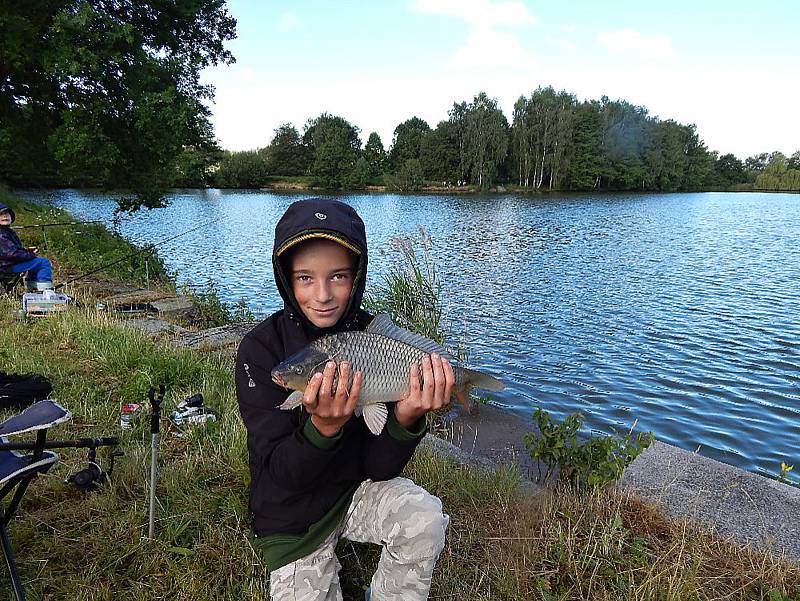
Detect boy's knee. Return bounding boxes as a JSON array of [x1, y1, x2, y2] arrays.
[[384, 489, 448, 562]]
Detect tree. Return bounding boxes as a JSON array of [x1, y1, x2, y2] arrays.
[[265, 124, 309, 176], [713, 153, 746, 187], [419, 121, 460, 183], [388, 117, 430, 171], [214, 151, 269, 188], [363, 132, 387, 179], [462, 92, 508, 189], [172, 145, 223, 188], [0, 1, 236, 209], [302, 113, 361, 188]]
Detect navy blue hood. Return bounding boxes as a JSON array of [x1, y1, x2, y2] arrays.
[[272, 198, 368, 332]]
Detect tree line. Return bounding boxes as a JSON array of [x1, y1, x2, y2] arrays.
[[173, 87, 798, 193]]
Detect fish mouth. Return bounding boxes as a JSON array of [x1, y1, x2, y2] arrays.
[[272, 374, 286, 388]]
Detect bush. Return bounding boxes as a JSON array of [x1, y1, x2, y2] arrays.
[[524, 406, 654, 488]]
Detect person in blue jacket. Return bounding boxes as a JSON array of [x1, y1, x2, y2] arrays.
[[0, 203, 53, 291]]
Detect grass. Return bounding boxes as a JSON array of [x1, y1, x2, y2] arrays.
[[1, 192, 172, 289], [1, 303, 798, 600]]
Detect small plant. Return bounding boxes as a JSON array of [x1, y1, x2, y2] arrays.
[[524, 406, 654, 489], [778, 461, 796, 487], [182, 281, 254, 328]]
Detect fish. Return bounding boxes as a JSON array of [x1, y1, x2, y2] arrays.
[[271, 313, 505, 435]]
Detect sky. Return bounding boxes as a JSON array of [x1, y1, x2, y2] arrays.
[[200, 0, 800, 160]]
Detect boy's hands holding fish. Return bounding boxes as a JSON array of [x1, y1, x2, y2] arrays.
[[301, 354, 455, 437]]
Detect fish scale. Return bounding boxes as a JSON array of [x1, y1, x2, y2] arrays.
[[273, 314, 504, 435]]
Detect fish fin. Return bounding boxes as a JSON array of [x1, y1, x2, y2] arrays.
[[366, 314, 454, 361], [454, 385, 471, 412], [278, 391, 304, 410], [461, 367, 505, 392], [362, 403, 389, 435]]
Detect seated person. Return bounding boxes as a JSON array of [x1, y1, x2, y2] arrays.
[[0, 203, 53, 291]]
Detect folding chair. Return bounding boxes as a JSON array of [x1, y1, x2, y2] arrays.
[[0, 400, 70, 601], [0, 273, 22, 295]]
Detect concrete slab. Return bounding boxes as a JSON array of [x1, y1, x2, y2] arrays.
[[123, 317, 188, 336], [172, 322, 258, 351], [620, 441, 800, 561], [149, 296, 196, 319]]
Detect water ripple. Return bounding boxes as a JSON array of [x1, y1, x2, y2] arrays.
[[15, 188, 800, 484]]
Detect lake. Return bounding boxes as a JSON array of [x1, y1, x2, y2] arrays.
[[16, 188, 800, 484]]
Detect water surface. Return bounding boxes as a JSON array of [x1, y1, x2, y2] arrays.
[[17, 189, 800, 483]]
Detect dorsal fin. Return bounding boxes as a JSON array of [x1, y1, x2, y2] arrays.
[[366, 314, 454, 361]]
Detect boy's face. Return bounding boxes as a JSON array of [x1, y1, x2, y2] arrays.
[[0, 211, 11, 226], [289, 239, 356, 328]]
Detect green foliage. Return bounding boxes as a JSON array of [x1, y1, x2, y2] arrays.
[[420, 121, 461, 183], [524, 406, 654, 489], [303, 113, 361, 188], [342, 156, 371, 190], [264, 123, 309, 176], [364, 228, 446, 345], [461, 92, 509, 189], [182, 281, 254, 328], [384, 158, 424, 192], [214, 150, 269, 188], [755, 152, 800, 191], [388, 117, 430, 171], [0, 1, 237, 209], [172, 145, 224, 188], [363, 132, 387, 178]]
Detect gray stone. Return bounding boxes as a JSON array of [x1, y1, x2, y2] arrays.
[[172, 322, 257, 351], [149, 296, 196, 318], [620, 440, 800, 561], [123, 318, 188, 336]]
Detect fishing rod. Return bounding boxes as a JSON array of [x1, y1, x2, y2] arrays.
[[13, 220, 104, 229], [54, 218, 215, 291]]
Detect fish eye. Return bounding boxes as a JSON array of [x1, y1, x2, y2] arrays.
[[292, 366, 303, 375]]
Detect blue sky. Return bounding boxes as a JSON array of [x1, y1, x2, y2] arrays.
[[201, 0, 800, 160]]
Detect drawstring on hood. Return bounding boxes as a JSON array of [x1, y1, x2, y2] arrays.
[[272, 198, 368, 334]]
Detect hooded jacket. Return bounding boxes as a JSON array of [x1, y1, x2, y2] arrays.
[[0, 203, 35, 272], [235, 198, 425, 570]]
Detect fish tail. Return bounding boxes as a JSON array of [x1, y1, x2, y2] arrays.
[[461, 367, 505, 393]]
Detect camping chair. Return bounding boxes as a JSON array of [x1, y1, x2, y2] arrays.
[[0, 400, 70, 601], [0, 272, 22, 295]]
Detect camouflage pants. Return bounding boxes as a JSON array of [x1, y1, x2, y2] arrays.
[[269, 477, 449, 601]]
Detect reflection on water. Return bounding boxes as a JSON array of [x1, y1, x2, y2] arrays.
[[16, 188, 800, 483]]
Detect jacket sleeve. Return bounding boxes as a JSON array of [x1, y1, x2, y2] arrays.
[[360, 406, 426, 481], [235, 333, 347, 493], [0, 229, 35, 263]]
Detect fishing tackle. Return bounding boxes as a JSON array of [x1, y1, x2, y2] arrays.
[[147, 384, 166, 539]]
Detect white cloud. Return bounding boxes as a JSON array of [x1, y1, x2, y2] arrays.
[[546, 36, 578, 53], [414, 0, 537, 28], [277, 11, 305, 32], [451, 26, 537, 71], [596, 28, 674, 61], [559, 24, 576, 33]]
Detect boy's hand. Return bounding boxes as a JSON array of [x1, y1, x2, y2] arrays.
[[304, 361, 362, 438], [395, 354, 454, 429]]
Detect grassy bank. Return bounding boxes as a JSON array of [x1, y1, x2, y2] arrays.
[[1, 192, 172, 289], [2, 195, 798, 599], [0, 304, 798, 600]]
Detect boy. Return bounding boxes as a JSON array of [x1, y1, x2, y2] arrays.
[[236, 198, 453, 601], [0, 203, 54, 291]]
